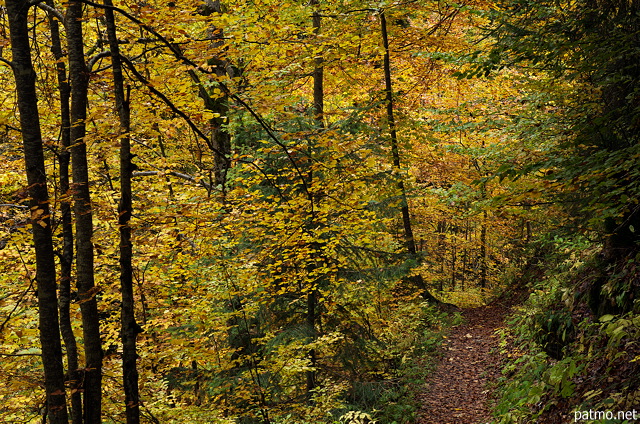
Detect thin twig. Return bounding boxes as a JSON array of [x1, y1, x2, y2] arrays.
[[0, 204, 28, 209]]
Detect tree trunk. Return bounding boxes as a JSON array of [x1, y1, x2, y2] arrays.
[[45, 3, 83, 422], [196, 0, 231, 190], [461, 222, 468, 292], [311, 0, 323, 128], [450, 240, 457, 290], [103, 1, 141, 422], [5, 1, 69, 422], [380, 11, 437, 302], [304, 0, 324, 400], [437, 221, 446, 292], [480, 211, 487, 289], [67, 1, 103, 420]]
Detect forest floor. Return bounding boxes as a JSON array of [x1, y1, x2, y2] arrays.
[[416, 301, 513, 424]]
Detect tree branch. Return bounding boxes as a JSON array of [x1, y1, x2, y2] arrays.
[[132, 170, 213, 191], [0, 204, 28, 209], [36, 2, 65, 24], [87, 50, 113, 72], [79, 0, 309, 199], [0, 57, 14, 69], [118, 54, 286, 198]]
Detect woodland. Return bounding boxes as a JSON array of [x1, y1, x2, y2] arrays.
[[0, 0, 639, 423]]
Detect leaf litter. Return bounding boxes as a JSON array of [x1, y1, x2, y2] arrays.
[[417, 303, 511, 424]]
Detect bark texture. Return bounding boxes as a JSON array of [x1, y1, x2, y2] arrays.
[[67, 1, 103, 420], [380, 11, 437, 302], [5, 1, 69, 422], [104, 1, 141, 421], [45, 4, 83, 421]]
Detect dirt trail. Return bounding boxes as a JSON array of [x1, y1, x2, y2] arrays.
[[416, 303, 511, 424]]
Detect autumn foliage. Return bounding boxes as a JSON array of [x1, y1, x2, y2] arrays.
[[4, 0, 631, 422]]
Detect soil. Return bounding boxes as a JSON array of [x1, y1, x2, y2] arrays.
[[416, 302, 512, 424]]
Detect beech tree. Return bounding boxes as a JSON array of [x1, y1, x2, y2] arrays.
[[43, 3, 83, 421], [0, 0, 554, 421], [476, 0, 640, 312], [5, 0, 68, 421], [67, 1, 104, 419], [103, 0, 141, 421]]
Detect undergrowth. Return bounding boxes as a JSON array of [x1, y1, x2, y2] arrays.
[[336, 302, 460, 424], [493, 235, 640, 423]]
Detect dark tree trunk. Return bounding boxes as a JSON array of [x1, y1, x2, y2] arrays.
[[5, 1, 69, 422], [380, 11, 437, 302], [45, 3, 83, 422], [461, 222, 468, 291], [103, 1, 141, 422], [450, 240, 456, 290], [381, 11, 415, 256], [196, 0, 231, 190], [437, 221, 446, 292], [480, 211, 487, 289], [311, 1, 323, 128], [305, 0, 323, 400], [67, 1, 103, 420]]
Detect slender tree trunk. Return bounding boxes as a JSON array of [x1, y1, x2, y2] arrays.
[[380, 11, 437, 302], [5, 2, 69, 422], [45, 4, 83, 422], [67, 1, 103, 420], [437, 221, 446, 292], [103, 2, 141, 422], [480, 211, 487, 289], [380, 12, 414, 255], [196, 0, 231, 190], [461, 222, 468, 292], [305, 0, 323, 400], [312, 0, 323, 128], [478, 177, 488, 289], [451, 240, 456, 290]]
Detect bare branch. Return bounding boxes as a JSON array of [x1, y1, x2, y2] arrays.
[[36, 2, 65, 24], [87, 50, 112, 72], [79, 0, 200, 69], [132, 170, 213, 191], [0, 57, 14, 69], [80, 0, 310, 198], [0, 277, 33, 333], [118, 54, 285, 198], [0, 204, 28, 209]]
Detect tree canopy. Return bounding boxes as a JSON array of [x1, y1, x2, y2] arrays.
[[0, 0, 638, 422]]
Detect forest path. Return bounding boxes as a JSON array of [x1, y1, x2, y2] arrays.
[[416, 302, 512, 424]]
